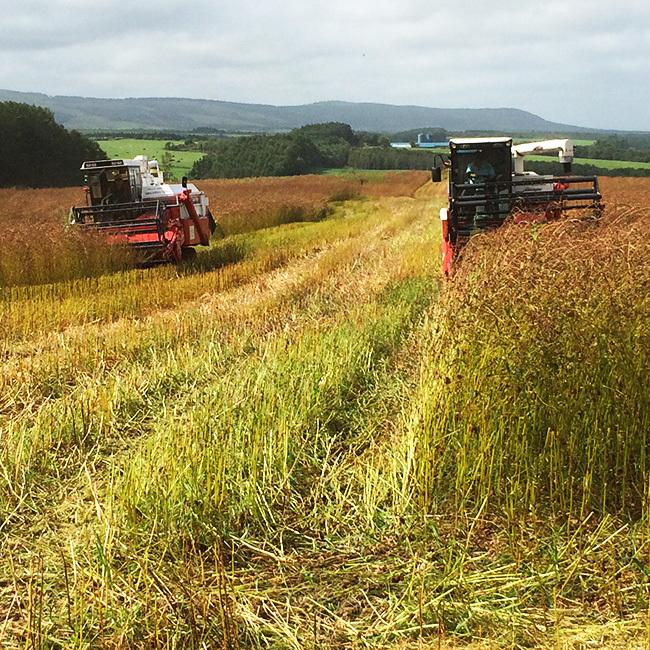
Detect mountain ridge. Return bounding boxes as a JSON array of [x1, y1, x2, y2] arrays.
[[0, 88, 592, 133]]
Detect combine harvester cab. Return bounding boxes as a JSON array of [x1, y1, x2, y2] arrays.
[[70, 156, 217, 263], [432, 137, 603, 274]]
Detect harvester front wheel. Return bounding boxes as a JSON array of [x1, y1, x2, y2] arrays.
[[209, 211, 225, 239], [181, 247, 197, 264]]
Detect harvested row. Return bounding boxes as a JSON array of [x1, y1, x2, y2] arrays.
[[2, 177, 649, 648], [0, 196, 425, 344], [0, 192, 442, 647]]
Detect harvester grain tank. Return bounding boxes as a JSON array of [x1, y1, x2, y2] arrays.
[[70, 156, 217, 263], [432, 137, 602, 274]]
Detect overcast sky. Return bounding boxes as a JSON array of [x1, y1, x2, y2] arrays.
[[0, 0, 648, 130]]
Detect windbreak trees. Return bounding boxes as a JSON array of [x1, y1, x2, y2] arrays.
[[0, 101, 105, 187]]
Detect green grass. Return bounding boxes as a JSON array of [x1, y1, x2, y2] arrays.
[[528, 153, 650, 169], [321, 168, 389, 178], [96, 138, 205, 180]]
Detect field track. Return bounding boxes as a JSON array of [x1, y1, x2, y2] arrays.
[[1, 176, 649, 648], [0, 179, 446, 647]]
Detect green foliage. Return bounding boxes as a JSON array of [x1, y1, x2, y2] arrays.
[[294, 122, 358, 144], [348, 146, 436, 170], [292, 122, 358, 167], [527, 160, 650, 177], [192, 123, 435, 178], [578, 134, 650, 163], [190, 122, 454, 178], [0, 101, 105, 187], [355, 131, 391, 147], [191, 133, 328, 178], [390, 127, 447, 142]]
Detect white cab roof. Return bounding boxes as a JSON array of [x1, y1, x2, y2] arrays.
[[449, 137, 512, 145], [81, 159, 141, 170]]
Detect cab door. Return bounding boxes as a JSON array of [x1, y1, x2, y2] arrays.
[[129, 167, 143, 202]]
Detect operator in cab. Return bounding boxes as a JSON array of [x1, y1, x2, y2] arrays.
[[465, 155, 496, 184], [103, 171, 132, 205]]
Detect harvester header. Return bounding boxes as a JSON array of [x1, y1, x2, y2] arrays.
[[70, 155, 217, 263], [432, 137, 602, 274]]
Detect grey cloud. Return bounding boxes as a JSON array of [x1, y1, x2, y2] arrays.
[[0, 0, 648, 129]]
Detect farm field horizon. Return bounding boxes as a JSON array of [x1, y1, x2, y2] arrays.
[[94, 138, 650, 182], [0, 173, 649, 648]]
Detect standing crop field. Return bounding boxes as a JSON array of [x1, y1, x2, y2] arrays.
[[0, 176, 649, 649], [599, 175, 650, 203]]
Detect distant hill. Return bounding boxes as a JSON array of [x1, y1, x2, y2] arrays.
[[0, 89, 591, 134]]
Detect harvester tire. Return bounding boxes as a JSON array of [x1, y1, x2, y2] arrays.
[[208, 211, 225, 239], [181, 247, 197, 264]]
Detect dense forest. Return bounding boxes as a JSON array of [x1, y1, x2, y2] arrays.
[[578, 135, 650, 163], [526, 160, 650, 177], [191, 122, 361, 178], [0, 102, 105, 187], [348, 147, 436, 170], [190, 122, 440, 178]]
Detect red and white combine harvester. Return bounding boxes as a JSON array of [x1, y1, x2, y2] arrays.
[[431, 137, 603, 274], [70, 156, 217, 263]]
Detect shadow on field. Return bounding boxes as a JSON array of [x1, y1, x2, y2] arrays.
[[184, 241, 251, 273]]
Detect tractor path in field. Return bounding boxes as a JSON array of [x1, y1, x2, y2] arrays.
[[0, 191, 444, 645], [1, 196, 431, 423], [0, 177, 444, 368]]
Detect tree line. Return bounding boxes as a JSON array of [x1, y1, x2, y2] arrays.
[[527, 160, 650, 178], [577, 135, 650, 164], [90, 128, 230, 140], [0, 102, 105, 187], [190, 133, 327, 178], [190, 122, 359, 178], [347, 147, 435, 170], [190, 122, 437, 179]]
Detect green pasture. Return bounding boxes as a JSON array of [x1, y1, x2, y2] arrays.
[[96, 138, 205, 180], [528, 153, 650, 169]]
